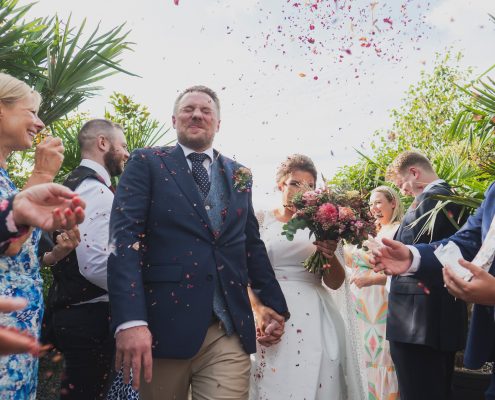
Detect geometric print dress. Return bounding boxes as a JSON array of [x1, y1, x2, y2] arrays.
[[349, 223, 400, 400], [0, 168, 43, 400]]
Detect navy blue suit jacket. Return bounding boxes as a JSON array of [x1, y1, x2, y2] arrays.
[[388, 182, 467, 351], [416, 183, 495, 368], [107, 145, 288, 359]]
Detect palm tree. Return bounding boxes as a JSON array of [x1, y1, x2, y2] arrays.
[[1, 0, 136, 125], [1, 0, 137, 186]]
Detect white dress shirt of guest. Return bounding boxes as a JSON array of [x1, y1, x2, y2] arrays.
[[74, 126, 129, 305]]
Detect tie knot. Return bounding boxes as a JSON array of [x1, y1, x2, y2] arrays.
[[188, 152, 210, 163]]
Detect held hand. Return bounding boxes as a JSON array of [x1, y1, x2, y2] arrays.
[[257, 319, 283, 346], [13, 183, 85, 231], [33, 136, 64, 180], [254, 305, 285, 347], [369, 238, 413, 275], [443, 260, 495, 305], [115, 326, 153, 390], [314, 240, 338, 261]]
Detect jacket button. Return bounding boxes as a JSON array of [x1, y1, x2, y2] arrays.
[[206, 274, 213, 281]]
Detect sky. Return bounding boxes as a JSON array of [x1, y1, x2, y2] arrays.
[[23, 0, 495, 209]]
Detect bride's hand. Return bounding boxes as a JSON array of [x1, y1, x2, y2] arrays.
[[254, 305, 285, 347], [314, 240, 338, 260]]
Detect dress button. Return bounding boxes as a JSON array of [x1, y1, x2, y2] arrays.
[[205, 205, 211, 210]]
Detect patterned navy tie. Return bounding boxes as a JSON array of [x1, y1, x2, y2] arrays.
[[188, 152, 211, 197]]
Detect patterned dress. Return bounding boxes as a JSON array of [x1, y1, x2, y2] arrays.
[[349, 223, 400, 400], [0, 168, 43, 399]]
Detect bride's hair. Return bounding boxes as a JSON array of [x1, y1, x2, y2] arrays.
[[276, 154, 317, 184]]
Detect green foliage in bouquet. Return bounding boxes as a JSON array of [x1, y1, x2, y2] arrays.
[[282, 187, 376, 274]]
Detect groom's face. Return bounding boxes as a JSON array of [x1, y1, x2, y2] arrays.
[[173, 91, 220, 151]]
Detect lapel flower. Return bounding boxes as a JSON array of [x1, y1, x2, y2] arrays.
[[233, 167, 252, 192]]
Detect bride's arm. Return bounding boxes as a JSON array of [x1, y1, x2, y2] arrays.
[[315, 240, 346, 290]]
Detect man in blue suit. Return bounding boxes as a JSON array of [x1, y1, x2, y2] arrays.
[[371, 182, 495, 399], [107, 85, 289, 400]]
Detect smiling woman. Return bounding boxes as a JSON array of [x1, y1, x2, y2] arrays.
[[0, 72, 65, 399]]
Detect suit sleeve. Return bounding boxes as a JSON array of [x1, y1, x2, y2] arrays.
[[244, 191, 290, 318], [107, 150, 152, 333], [414, 184, 492, 284]]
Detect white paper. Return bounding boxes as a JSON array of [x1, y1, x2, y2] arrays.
[[471, 215, 495, 271], [434, 241, 473, 281]]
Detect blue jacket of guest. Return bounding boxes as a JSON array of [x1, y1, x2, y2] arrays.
[[416, 182, 495, 369], [107, 145, 289, 359]]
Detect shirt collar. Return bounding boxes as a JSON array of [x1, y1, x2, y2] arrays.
[[178, 143, 214, 162], [80, 159, 111, 186], [422, 178, 445, 194]]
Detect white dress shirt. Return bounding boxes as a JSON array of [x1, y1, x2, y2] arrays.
[[74, 159, 113, 304], [115, 144, 215, 334], [405, 179, 446, 274], [178, 143, 214, 176]]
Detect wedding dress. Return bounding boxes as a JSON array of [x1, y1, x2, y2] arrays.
[[249, 211, 366, 400]]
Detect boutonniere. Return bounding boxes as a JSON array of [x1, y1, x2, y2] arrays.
[[233, 167, 253, 192]]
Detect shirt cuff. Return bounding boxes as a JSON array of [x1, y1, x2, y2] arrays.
[[115, 320, 148, 337], [385, 275, 392, 292], [402, 245, 421, 275]]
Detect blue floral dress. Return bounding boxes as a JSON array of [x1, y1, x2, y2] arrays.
[[0, 168, 43, 399]]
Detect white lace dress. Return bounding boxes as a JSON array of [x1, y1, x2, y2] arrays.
[[249, 211, 365, 400]]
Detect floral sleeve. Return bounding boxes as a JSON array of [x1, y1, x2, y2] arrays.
[[0, 195, 29, 253]]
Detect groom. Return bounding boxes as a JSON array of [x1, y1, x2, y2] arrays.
[[107, 85, 289, 399]]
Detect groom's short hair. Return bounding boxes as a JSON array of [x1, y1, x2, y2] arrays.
[[173, 85, 221, 117], [386, 151, 434, 181]]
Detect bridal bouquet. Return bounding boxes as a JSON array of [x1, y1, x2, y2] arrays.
[[282, 187, 376, 274]]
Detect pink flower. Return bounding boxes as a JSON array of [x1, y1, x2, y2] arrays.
[[302, 191, 319, 206], [338, 206, 355, 221], [315, 203, 338, 225]]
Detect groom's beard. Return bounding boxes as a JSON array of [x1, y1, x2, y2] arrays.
[[177, 129, 215, 151]]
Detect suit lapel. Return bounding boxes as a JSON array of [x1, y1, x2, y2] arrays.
[[158, 145, 214, 234], [216, 154, 236, 238]]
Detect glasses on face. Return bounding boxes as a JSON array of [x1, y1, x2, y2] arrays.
[[284, 181, 315, 190]]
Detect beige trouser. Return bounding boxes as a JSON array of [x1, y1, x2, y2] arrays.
[[140, 323, 250, 400]]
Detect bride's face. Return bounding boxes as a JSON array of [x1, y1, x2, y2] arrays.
[[279, 169, 316, 211]]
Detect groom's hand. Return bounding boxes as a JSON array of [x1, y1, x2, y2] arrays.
[[115, 326, 153, 390], [255, 305, 285, 347]]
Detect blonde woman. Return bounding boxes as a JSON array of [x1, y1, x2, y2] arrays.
[[0, 73, 64, 399], [348, 186, 404, 400]]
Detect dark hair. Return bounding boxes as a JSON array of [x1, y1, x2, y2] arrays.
[[78, 119, 123, 151], [173, 85, 220, 117], [276, 154, 317, 184]]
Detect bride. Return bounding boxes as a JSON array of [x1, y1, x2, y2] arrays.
[[249, 154, 366, 400]]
